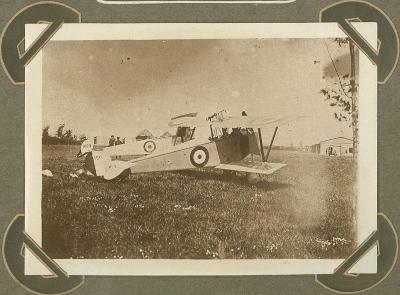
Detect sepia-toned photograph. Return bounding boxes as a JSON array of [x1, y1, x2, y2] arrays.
[[25, 23, 377, 275]]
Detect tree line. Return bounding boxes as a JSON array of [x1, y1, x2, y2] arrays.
[[42, 124, 87, 145]]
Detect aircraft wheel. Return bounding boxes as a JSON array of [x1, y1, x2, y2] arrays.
[[247, 172, 261, 184], [223, 170, 236, 179]]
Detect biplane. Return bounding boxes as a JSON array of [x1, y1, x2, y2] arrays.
[[78, 110, 297, 182]]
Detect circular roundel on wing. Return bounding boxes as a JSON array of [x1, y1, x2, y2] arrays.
[[190, 146, 209, 168], [143, 140, 156, 153]]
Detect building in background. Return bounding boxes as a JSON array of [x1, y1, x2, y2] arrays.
[[308, 137, 353, 156]]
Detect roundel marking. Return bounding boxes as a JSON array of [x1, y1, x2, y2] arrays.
[[143, 140, 156, 153], [190, 146, 209, 168]]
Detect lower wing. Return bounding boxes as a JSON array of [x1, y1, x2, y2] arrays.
[[215, 161, 286, 175]]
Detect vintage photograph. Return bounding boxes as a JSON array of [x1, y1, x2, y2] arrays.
[[25, 24, 377, 275]]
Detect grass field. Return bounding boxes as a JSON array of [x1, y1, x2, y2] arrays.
[[42, 145, 357, 259]]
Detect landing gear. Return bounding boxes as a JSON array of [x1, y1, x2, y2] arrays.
[[247, 172, 261, 184], [222, 170, 236, 180]]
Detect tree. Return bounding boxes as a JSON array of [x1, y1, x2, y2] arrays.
[[42, 125, 50, 145], [64, 129, 73, 145], [42, 123, 83, 145], [320, 38, 358, 157], [56, 123, 65, 140]]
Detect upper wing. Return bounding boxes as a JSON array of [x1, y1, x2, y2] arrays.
[[168, 113, 303, 129], [215, 161, 286, 175], [210, 114, 303, 129], [168, 113, 199, 127]]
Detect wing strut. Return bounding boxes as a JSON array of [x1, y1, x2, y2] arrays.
[[264, 126, 278, 162], [190, 127, 196, 140], [257, 128, 266, 162]]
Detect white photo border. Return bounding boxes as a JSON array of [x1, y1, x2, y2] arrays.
[[25, 23, 377, 275]]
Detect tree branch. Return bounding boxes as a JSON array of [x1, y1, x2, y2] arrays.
[[323, 40, 352, 100]]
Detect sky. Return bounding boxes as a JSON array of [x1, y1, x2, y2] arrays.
[[42, 38, 357, 146]]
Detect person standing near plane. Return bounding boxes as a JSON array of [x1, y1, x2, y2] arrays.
[[109, 135, 116, 146], [116, 137, 123, 145]]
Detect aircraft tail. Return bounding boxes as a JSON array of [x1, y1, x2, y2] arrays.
[[84, 152, 97, 176]]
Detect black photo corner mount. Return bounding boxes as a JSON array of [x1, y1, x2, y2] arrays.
[[2, 214, 85, 295]]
